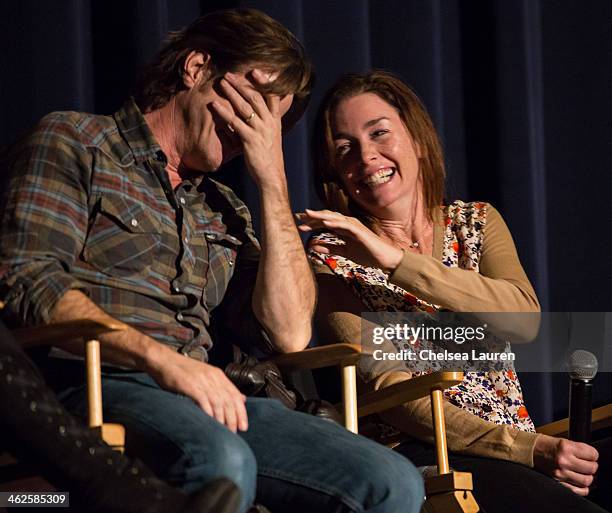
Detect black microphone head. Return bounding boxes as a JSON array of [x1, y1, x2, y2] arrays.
[[568, 350, 598, 380]]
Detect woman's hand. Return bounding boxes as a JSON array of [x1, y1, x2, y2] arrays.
[[211, 69, 292, 189], [533, 434, 599, 496], [296, 208, 404, 272]]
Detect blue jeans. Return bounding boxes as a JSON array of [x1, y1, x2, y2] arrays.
[[56, 371, 423, 513]]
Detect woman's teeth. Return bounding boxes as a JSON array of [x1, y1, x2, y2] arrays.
[[363, 168, 395, 188]]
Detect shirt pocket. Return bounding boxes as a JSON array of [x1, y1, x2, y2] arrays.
[[201, 231, 242, 308], [206, 231, 241, 267], [83, 194, 162, 278]]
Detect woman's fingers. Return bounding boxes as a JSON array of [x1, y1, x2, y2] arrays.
[[553, 464, 595, 488], [298, 209, 344, 223], [307, 239, 349, 253], [300, 210, 356, 232], [308, 244, 331, 255], [568, 453, 599, 475], [304, 208, 343, 219], [571, 441, 599, 462], [297, 220, 354, 238], [558, 481, 590, 497], [535, 436, 599, 497], [296, 211, 345, 231]]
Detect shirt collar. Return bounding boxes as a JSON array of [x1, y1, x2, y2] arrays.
[[113, 97, 165, 165]]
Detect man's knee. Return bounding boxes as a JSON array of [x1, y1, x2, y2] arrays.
[[396, 458, 426, 513], [204, 433, 257, 491], [366, 446, 425, 513], [181, 429, 257, 507]]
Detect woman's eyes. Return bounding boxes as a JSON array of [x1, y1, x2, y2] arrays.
[[335, 144, 351, 156], [335, 130, 390, 156], [371, 129, 390, 138]]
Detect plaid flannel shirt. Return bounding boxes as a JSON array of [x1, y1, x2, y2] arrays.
[[0, 98, 270, 361]]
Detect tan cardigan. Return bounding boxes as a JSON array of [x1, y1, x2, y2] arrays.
[[312, 204, 540, 467]]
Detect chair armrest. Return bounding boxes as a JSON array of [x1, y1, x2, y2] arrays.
[[12, 320, 126, 349], [273, 343, 363, 371], [355, 371, 464, 418], [6, 319, 127, 452], [536, 403, 612, 437]]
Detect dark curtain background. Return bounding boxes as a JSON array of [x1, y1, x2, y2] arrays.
[[1, 0, 611, 425]]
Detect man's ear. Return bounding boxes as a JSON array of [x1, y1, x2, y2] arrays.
[[182, 51, 212, 89]]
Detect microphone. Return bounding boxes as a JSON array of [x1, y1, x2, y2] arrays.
[[568, 350, 598, 442]]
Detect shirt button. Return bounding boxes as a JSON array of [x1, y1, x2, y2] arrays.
[[176, 312, 184, 321], [131, 219, 138, 227], [179, 197, 186, 205], [228, 260, 234, 266], [173, 284, 181, 293]]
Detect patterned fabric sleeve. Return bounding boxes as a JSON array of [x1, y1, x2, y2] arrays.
[[0, 112, 91, 325]]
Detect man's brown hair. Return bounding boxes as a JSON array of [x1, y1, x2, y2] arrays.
[[134, 8, 314, 131]]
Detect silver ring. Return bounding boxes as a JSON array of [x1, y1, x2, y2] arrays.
[[244, 111, 256, 124]]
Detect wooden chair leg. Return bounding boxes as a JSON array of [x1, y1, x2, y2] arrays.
[[84, 339, 125, 452], [431, 388, 450, 474], [85, 339, 103, 429], [421, 388, 480, 513], [342, 364, 358, 433]]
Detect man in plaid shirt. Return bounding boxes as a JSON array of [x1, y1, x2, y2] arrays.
[[0, 8, 423, 513]]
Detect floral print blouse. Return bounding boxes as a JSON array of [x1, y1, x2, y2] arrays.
[[309, 200, 535, 433]]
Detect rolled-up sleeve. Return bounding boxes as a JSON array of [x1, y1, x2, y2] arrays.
[[0, 113, 91, 325]]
